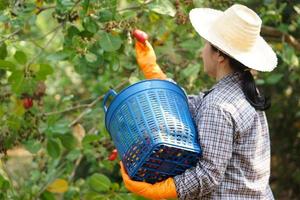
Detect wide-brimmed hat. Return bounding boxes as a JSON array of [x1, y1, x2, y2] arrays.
[[189, 4, 277, 72]]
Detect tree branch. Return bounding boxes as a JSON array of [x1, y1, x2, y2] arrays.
[[68, 80, 128, 127], [35, 162, 66, 199], [35, 5, 56, 15], [0, 29, 22, 44], [68, 155, 83, 182], [117, 0, 153, 12], [44, 80, 128, 118], [26, 24, 63, 73], [261, 25, 300, 51], [44, 104, 89, 116]]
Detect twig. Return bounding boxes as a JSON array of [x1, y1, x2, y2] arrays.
[[117, 0, 153, 12], [26, 24, 63, 73], [35, 162, 66, 199], [35, 5, 56, 15], [44, 104, 89, 116], [28, 39, 44, 49], [68, 155, 83, 182], [68, 80, 128, 127], [0, 29, 22, 44], [261, 25, 300, 51], [0, 158, 19, 197], [70, 0, 82, 12], [28, 24, 62, 42], [44, 80, 128, 117], [117, 5, 142, 12]]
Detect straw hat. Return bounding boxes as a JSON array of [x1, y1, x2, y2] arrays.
[[189, 4, 277, 72]]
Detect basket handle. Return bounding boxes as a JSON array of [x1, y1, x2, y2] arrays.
[[103, 89, 117, 113]]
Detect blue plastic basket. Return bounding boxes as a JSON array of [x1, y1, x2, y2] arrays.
[[103, 80, 201, 183]]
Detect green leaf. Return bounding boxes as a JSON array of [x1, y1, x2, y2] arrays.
[[110, 182, 119, 191], [47, 138, 61, 158], [82, 135, 102, 146], [83, 17, 98, 33], [85, 52, 97, 63], [0, 0, 9, 11], [148, 0, 176, 17], [119, 11, 137, 20], [84, 192, 107, 200], [0, 43, 7, 59], [179, 39, 202, 51], [8, 70, 24, 94], [66, 149, 81, 161], [14, 51, 27, 64], [0, 105, 4, 118], [41, 191, 56, 200], [294, 5, 300, 14], [23, 139, 42, 154], [8, 71, 37, 95], [23, 77, 37, 95], [58, 134, 76, 150], [73, 55, 88, 74], [266, 73, 284, 85], [0, 175, 10, 191], [49, 122, 70, 135], [0, 15, 9, 22], [255, 79, 265, 85], [98, 10, 113, 22], [13, 98, 25, 116], [47, 50, 71, 61], [67, 26, 80, 38], [290, 54, 299, 67], [58, 0, 75, 8], [108, 53, 120, 71], [282, 43, 299, 67], [7, 116, 21, 131], [99, 32, 122, 52], [0, 60, 16, 71], [36, 64, 54, 80], [88, 173, 111, 192], [182, 64, 200, 78], [129, 75, 140, 84], [113, 193, 135, 200]]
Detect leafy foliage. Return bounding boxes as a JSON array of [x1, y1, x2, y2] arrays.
[[0, 0, 299, 199]]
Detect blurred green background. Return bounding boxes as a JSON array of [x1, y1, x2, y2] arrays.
[[0, 0, 299, 199]]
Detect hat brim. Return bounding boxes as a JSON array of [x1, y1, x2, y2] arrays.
[[189, 8, 277, 72]]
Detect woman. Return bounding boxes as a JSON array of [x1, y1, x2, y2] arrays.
[[120, 4, 277, 199]]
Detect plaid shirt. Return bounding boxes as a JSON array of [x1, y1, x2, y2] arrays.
[[174, 72, 274, 199]]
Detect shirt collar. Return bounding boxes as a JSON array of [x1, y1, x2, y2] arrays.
[[212, 72, 241, 90]]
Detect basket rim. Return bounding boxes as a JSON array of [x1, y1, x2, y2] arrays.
[[104, 79, 188, 130]]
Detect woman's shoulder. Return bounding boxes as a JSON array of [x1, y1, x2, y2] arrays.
[[202, 82, 244, 106], [201, 83, 257, 127]]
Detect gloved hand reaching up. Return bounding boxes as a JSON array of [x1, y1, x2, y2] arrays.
[[133, 29, 167, 80], [120, 161, 177, 199], [123, 30, 176, 199]]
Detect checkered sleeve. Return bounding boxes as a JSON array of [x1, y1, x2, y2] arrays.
[[187, 93, 205, 119], [174, 104, 234, 199]]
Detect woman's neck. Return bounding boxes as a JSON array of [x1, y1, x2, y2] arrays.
[[216, 64, 234, 81]]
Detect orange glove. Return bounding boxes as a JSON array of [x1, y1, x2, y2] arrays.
[[135, 40, 167, 80], [120, 162, 177, 199]]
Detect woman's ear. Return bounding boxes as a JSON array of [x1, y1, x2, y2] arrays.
[[217, 52, 226, 64]]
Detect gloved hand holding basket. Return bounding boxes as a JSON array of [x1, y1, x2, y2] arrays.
[[102, 30, 201, 185]]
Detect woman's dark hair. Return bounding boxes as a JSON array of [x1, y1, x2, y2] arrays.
[[210, 44, 271, 111]]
